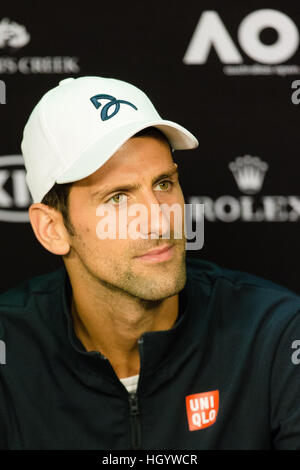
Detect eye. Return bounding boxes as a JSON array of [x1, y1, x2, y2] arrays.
[[106, 193, 127, 205], [154, 180, 173, 191]]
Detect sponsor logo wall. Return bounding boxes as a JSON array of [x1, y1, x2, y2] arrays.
[[0, 1, 299, 294], [0, 18, 79, 74], [189, 156, 300, 222], [184, 9, 300, 75]]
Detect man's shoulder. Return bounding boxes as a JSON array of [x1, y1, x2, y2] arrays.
[[186, 256, 298, 295], [186, 256, 300, 315], [0, 266, 66, 311], [186, 257, 300, 342]]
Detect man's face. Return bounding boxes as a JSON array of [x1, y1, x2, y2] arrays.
[[65, 135, 187, 301]]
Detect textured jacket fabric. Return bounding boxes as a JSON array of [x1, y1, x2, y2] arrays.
[[0, 257, 300, 450]]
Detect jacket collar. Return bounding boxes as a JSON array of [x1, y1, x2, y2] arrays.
[[60, 260, 211, 390]]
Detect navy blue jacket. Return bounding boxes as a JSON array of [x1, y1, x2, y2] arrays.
[[0, 258, 300, 449]]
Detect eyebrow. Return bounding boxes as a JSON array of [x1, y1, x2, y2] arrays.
[[91, 166, 179, 201]]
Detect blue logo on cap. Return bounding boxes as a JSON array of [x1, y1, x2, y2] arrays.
[[90, 94, 138, 121]]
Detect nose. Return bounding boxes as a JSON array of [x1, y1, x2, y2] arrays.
[[128, 190, 171, 240]]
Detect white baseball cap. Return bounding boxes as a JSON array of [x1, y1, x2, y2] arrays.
[[21, 76, 199, 203]]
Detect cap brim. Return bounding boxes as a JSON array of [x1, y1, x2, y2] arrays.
[[56, 119, 198, 184]]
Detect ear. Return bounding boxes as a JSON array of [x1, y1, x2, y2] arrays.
[[29, 203, 71, 255]]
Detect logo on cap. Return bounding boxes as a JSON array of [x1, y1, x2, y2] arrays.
[[90, 94, 138, 121], [185, 390, 219, 431]]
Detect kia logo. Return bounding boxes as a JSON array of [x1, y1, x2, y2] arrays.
[[0, 155, 31, 222]]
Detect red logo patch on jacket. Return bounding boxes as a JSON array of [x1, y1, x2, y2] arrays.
[[185, 390, 219, 431]]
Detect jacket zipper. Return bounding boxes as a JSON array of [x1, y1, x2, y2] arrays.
[[128, 392, 142, 450]]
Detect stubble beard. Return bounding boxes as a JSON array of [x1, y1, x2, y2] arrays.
[[101, 241, 187, 303], [66, 226, 187, 304]]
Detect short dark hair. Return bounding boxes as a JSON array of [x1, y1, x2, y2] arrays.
[[41, 181, 75, 235], [41, 127, 172, 234]]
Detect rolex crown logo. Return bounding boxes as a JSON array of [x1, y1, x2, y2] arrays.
[[228, 155, 268, 195]]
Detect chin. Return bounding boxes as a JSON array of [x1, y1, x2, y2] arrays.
[[134, 269, 187, 302]]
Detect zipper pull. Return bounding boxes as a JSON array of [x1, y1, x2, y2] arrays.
[[129, 393, 139, 414], [129, 392, 142, 450]]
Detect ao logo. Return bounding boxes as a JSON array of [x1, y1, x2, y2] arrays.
[[0, 156, 31, 222], [183, 9, 299, 65]]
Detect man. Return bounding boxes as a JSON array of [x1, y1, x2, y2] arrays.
[[0, 76, 300, 450]]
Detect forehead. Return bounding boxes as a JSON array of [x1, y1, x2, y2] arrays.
[[74, 135, 174, 190]]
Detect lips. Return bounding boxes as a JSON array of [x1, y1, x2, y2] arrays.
[[141, 245, 172, 256], [135, 244, 174, 263]]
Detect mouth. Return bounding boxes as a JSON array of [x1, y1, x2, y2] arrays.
[[135, 244, 174, 264]]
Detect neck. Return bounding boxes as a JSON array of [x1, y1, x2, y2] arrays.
[[68, 270, 179, 379]]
